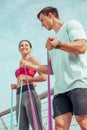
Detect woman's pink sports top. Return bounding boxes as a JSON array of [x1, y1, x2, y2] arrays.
[[15, 57, 36, 78], [15, 67, 36, 78]]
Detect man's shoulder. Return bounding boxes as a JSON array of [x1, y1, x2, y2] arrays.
[[67, 19, 80, 24], [65, 19, 83, 32], [66, 19, 82, 27], [62, 19, 79, 29]]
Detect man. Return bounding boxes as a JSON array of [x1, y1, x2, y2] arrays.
[[20, 6, 87, 130]]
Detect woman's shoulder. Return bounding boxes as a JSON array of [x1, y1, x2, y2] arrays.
[[29, 56, 41, 65], [29, 56, 37, 61]]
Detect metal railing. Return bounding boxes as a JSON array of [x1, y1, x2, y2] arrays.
[[0, 89, 80, 130]]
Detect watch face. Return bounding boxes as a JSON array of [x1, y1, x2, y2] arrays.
[[55, 41, 61, 49]]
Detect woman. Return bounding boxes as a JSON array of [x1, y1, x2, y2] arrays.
[[11, 40, 47, 130]]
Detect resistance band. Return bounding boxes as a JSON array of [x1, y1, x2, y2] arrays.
[[24, 67, 39, 130], [17, 79, 23, 130], [47, 50, 53, 130], [10, 88, 13, 130]]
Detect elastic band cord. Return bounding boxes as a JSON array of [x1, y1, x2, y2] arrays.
[[47, 50, 53, 130], [24, 66, 39, 130], [10, 89, 13, 130], [17, 79, 23, 130]]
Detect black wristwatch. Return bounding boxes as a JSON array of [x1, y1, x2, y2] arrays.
[[55, 41, 61, 49]]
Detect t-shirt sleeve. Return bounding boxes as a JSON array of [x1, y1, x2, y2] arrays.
[[67, 20, 87, 41]]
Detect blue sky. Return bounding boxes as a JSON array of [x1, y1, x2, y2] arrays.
[[0, 0, 87, 115]]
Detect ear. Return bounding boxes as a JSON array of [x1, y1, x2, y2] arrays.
[[48, 12, 53, 18]]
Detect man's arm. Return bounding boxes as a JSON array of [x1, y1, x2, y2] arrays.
[[34, 64, 53, 75], [46, 38, 86, 54], [20, 58, 53, 75], [59, 39, 86, 54]]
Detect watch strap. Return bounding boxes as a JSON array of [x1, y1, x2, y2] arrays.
[[55, 41, 61, 49]]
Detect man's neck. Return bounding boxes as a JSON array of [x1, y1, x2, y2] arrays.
[[53, 19, 64, 33]]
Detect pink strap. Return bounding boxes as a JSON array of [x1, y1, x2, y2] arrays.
[[47, 51, 53, 130], [24, 67, 39, 130]]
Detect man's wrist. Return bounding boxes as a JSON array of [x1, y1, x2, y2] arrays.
[[55, 41, 61, 49]]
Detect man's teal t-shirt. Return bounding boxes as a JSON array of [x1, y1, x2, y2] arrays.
[[49, 20, 87, 95]]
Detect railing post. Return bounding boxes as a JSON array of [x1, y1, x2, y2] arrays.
[[0, 117, 8, 130]]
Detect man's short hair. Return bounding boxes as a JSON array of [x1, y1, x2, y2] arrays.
[[37, 6, 59, 19]]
